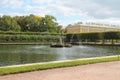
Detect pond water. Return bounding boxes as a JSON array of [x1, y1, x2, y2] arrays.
[[0, 45, 120, 66]]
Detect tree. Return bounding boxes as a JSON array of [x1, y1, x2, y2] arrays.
[[39, 15, 60, 33], [0, 15, 21, 32], [14, 14, 42, 32], [1, 14, 62, 33]]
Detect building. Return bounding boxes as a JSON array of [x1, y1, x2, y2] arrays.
[[66, 24, 120, 34]]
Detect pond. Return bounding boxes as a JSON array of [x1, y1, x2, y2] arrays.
[[0, 45, 120, 66]]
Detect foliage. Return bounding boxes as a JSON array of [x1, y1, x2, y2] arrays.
[[14, 14, 62, 33], [0, 34, 62, 42], [39, 15, 60, 33], [0, 14, 62, 33], [14, 14, 42, 32], [0, 15, 21, 32], [0, 32, 63, 35]]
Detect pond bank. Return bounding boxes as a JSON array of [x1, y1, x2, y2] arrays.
[[82, 43, 120, 46], [0, 42, 50, 45], [1, 42, 120, 46], [0, 55, 120, 75], [1, 61, 120, 80], [71, 42, 120, 46]]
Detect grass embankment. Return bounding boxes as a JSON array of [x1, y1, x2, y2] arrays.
[[0, 55, 119, 75]]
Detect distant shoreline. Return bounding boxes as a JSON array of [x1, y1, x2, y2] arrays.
[[81, 43, 120, 46], [0, 42, 50, 45], [0, 42, 120, 46]]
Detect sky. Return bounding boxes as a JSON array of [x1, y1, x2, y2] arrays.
[[0, 0, 120, 27]]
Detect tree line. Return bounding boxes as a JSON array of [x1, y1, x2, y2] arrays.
[[0, 14, 62, 33]]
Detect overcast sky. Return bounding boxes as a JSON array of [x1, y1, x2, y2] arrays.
[[0, 0, 120, 27]]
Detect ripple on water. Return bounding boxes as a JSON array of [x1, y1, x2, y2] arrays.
[[30, 46, 47, 49]]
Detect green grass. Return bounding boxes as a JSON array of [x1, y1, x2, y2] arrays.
[[0, 56, 119, 75]]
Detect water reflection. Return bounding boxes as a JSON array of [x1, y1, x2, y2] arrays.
[[0, 45, 120, 66]]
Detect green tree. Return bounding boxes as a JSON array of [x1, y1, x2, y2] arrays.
[[39, 15, 60, 33], [14, 14, 41, 32], [0, 15, 21, 32], [1, 14, 62, 33]]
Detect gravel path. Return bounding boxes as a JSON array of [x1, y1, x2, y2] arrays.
[[0, 61, 120, 80]]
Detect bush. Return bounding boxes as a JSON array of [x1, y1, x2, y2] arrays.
[[0, 34, 64, 43]]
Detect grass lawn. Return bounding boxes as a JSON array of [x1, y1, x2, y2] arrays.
[[0, 55, 119, 75]]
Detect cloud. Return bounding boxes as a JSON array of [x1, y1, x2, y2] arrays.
[[0, 12, 29, 17], [0, 0, 23, 9], [24, 5, 50, 16], [24, 4, 88, 17], [2, 0, 120, 19], [32, 0, 53, 4], [0, 0, 120, 27], [0, 13, 3, 17], [29, 0, 120, 19], [44, 4, 88, 16], [56, 0, 120, 19], [23, 0, 120, 26]]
